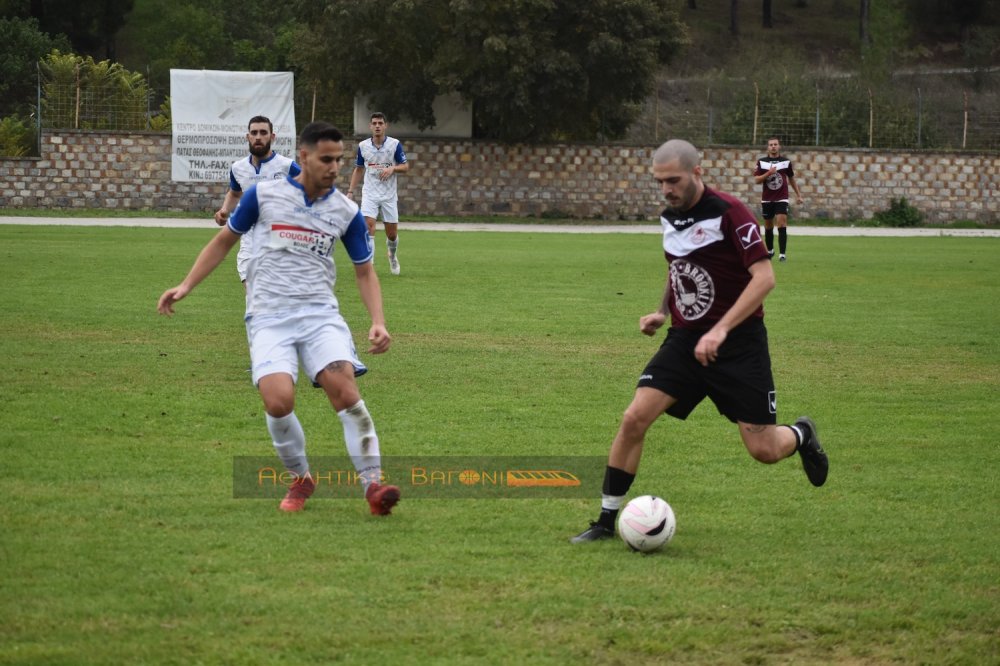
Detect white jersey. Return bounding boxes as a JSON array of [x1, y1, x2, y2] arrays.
[[229, 151, 299, 192], [229, 152, 300, 281], [228, 176, 373, 317], [355, 136, 407, 202]]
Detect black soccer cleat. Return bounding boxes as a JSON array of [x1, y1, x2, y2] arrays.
[[570, 521, 615, 544], [795, 416, 828, 487]]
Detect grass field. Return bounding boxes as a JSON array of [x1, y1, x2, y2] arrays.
[[1, 224, 998, 665]]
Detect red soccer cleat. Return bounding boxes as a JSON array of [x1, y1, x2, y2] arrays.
[[279, 474, 316, 512], [365, 482, 401, 516]]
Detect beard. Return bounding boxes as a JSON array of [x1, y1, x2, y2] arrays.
[[663, 180, 699, 215], [249, 140, 272, 158]]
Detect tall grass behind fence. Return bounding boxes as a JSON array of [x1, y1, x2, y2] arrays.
[[637, 69, 1000, 150]]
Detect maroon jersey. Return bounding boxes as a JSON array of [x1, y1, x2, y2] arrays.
[[661, 187, 769, 330], [754, 155, 794, 203]]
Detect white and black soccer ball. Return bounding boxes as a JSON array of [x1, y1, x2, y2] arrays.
[[618, 495, 676, 553]]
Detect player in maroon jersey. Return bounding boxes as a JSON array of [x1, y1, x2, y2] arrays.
[[572, 139, 827, 544], [753, 136, 803, 261]]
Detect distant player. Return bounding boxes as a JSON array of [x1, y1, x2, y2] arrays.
[[571, 139, 827, 544], [347, 112, 409, 275], [160, 121, 401, 516], [753, 136, 803, 262], [213, 116, 300, 283]]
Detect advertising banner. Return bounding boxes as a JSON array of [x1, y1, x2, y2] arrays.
[[170, 69, 295, 182]]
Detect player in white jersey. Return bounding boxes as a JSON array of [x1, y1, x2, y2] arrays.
[[347, 112, 409, 275], [213, 116, 300, 282], [159, 121, 401, 517]]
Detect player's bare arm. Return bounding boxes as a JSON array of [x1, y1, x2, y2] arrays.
[[352, 261, 391, 354], [157, 228, 241, 315], [694, 259, 775, 366], [640, 280, 672, 335], [214, 190, 243, 226], [347, 165, 363, 199], [789, 175, 804, 202], [379, 161, 409, 181], [753, 165, 777, 184]]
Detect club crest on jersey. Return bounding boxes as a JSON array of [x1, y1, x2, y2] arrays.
[[670, 260, 715, 321], [766, 172, 785, 190], [736, 222, 763, 249]]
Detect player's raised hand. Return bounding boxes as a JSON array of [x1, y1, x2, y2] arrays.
[[213, 209, 230, 226], [157, 285, 190, 315]]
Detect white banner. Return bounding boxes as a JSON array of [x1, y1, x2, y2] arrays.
[[170, 69, 296, 182]]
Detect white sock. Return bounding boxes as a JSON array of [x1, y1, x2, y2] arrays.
[[387, 238, 398, 256], [788, 426, 806, 448], [601, 494, 626, 511], [338, 400, 382, 491], [267, 412, 309, 477]]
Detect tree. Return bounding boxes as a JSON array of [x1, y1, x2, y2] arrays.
[[290, 0, 686, 142], [904, 0, 1000, 49], [28, 0, 134, 60], [115, 0, 302, 112], [0, 16, 70, 117], [730, 0, 739, 37], [859, 0, 871, 47], [763, 0, 773, 28]]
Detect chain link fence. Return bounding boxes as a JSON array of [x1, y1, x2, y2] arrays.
[[24, 60, 1000, 152], [630, 69, 1000, 151], [35, 59, 354, 136]]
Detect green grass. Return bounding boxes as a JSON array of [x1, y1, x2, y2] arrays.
[[0, 225, 998, 664]]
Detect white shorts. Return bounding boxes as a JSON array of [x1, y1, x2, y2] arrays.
[[246, 305, 365, 386], [361, 197, 399, 224]]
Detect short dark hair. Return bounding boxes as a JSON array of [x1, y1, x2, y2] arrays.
[[299, 121, 343, 147], [248, 116, 273, 132], [370, 112, 386, 122]]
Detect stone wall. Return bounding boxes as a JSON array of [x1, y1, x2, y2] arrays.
[[1, 130, 997, 224]]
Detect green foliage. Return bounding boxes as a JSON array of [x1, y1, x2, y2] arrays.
[[40, 50, 152, 130], [117, 0, 228, 87], [9, 0, 134, 58], [0, 16, 70, 117], [292, 0, 687, 142], [147, 96, 171, 132], [0, 114, 36, 156], [873, 197, 924, 227], [115, 0, 302, 110]]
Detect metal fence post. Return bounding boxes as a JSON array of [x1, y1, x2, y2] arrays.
[[963, 91, 969, 149], [707, 86, 713, 144], [916, 87, 922, 148], [815, 83, 820, 146], [36, 60, 42, 155], [868, 87, 874, 148], [752, 81, 760, 145]]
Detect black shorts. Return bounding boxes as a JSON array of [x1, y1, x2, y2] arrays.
[[761, 201, 789, 219], [636, 319, 777, 424]]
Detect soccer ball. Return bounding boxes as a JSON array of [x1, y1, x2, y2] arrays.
[[618, 495, 676, 553]]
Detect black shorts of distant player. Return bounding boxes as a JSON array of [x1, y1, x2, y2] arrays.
[[760, 201, 789, 220], [637, 318, 776, 425]]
